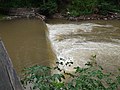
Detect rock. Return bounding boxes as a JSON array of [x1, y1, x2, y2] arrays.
[[35, 13, 46, 21], [104, 18, 108, 20], [1, 8, 46, 21], [68, 17, 75, 21], [52, 13, 64, 19], [78, 16, 85, 20], [4, 16, 12, 20]]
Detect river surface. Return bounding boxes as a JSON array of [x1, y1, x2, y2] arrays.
[[0, 19, 120, 77], [47, 19, 120, 74], [0, 19, 55, 76]]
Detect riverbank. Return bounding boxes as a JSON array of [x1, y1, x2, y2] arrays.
[[0, 8, 46, 21], [1, 13, 120, 22], [0, 14, 6, 20], [51, 12, 120, 21], [0, 8, 120, 21]]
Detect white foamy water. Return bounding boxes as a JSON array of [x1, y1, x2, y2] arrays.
[[47, 23, 120, 73]]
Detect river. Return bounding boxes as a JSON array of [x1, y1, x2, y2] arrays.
[[0, 19, 119, 77], [47, 19, 120, 74], [0, 19, 55, 77]]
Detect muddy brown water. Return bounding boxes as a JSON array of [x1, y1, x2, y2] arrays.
[[0, 19, 120, 78], [0, 19, 55, 77]]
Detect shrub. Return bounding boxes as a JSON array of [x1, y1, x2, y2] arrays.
[[98, 2, 120, 15], [68, 0, 98, 16], [39, 0, 57, 16], [0, 0, 120, 16], [21, 56, 120, 90]]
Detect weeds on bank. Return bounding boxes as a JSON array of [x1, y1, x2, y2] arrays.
[[21, 55, 120, 90]]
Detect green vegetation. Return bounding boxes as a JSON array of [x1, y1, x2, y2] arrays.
[[68, 0, 98, 16], [0, 14, 5, 20], [97, 0, 120, 14], [22, 56, 120, 90], [68, 0, 120, 16], [38, 0, 57, 16], [0, 0, 120, 16], [0, 14, 3, 19], [0, 0, 58, 16]]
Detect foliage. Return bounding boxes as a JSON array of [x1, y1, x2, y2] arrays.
[[0, 0, 31, 8], [97, 0, 120, 15], [68, 0, 98, 16], [0, 14, 6, 20], [0, 0, 120, 16], [21, 56, 120, 90], [21, 65, 66, 90], [67, 0, 120, 16], [39, 0, 57, 16], [0, 0, 57, 16]]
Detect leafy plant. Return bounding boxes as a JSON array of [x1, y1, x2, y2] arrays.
[[39, 0, 57, 16], [0, 0, 120, 16], [21, 65, 66, 90], [68, 0, 98, 16], [98, 1, 120, 15], [21, 56, 120, 90]]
